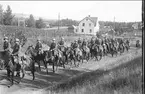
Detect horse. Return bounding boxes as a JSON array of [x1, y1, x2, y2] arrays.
[[82, 45, 90, 62], [109, 43, 118, 57], [74, 47, 83, 64], [0, 50, 35, 86], [25, 45, 48, 74], [44, 50, 57, 73], [65, 47, 78, 67], [102, 44, 108, 56], [55, 48, 66, 69], [124, 42, 130, 52], [93, 44, 103, 61], [58, 45, 68, 65], [88, 43, 96, 59]]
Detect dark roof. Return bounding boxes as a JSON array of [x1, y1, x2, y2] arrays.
[[78, 16, 98, 26], [88, 17, 98, 26]]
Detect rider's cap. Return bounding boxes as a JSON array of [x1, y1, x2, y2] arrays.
[[52, 38, 55, 41]]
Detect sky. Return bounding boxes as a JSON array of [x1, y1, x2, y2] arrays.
[[0, 1, 142, 22]]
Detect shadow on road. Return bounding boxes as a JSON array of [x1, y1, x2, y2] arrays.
[[0, 66, 85, 89]]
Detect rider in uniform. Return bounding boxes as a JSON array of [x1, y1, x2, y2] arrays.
[[3, 37, 10, 55], [3, 37, 11, 67], [50, 38, 57, 56], [95, 37, 100, 45], [73, 40, 79, 56], [126, 39, 130, 47], [77, 37, 82, 48], [58, 37, 65, 46], [136, 40, 140, 48], [58, 37, 65, 51], [35, 39, 43, 55], [12, 38, 21, 77], [82, 39, 87, 47]]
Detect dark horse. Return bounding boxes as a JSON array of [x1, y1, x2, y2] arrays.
[[25, 45, 49, 74], [0, 51, 35, 87], [65, 47, 79, 67]]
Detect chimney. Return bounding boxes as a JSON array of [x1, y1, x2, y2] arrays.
[[88, 15, 90, 17]]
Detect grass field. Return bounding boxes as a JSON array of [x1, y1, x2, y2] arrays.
[[47, 49, 142, 94]]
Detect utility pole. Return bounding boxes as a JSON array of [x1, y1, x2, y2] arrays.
[[58, 13, 60, 32], [113, 16, 115, 38]]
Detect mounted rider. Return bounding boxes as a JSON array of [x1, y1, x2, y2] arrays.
[[82, 38, 89, 53], [58, 37, 65, 52], [12, 38, 21, 77], [136, 40, 140, 48], [125, 39, 130, 47], [90, 37, 95, 48], [3, 37, 10, 55], [49, 38, 57, 56], [77, 37, 82, 48], [35, 39, 43, 55], [73, 40, 79, 56], [3, 37, 11, 68]]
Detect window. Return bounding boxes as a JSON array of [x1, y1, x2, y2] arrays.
[[89, 23, 91, 27], [82, 23, 85, 26], [90, 29, 92, 33], [82, 29, 84, 32], [86, 18, 88, 21]]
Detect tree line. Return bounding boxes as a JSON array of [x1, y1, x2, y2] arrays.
[[0, 4, 142, 30], [0, 4, 46, 28], [99, 21, 142, 35]]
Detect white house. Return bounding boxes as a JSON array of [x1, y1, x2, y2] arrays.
[[75, 15, 100, 35]]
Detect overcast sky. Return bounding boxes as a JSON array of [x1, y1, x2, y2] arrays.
[[0, 1, 142, 22]]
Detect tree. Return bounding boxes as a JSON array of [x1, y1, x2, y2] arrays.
[[35, 18, 46, 28], [0, 4, 3, 24], [3, 5, 14, 25], [26, 14, 35, 27]]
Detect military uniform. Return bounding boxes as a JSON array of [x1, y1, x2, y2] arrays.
[[3, 38, 11, 68], [58, 40, 65, 52], [35, 42, 43, 54], [58, 40, 64, 46], [95, 38, 100, 45], [12, 43, 20, 56], [12, 40, 21, 77], [78, 39, 82, 44], [3, 41, 9, 51], [73, 42, 78, 49], [82, 40, 87, 47], [50, 42, 57, 56]]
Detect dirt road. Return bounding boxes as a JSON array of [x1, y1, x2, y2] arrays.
[[0, 47, 142, 94]]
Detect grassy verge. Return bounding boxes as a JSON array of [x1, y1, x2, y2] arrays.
[[46, 50, 142, 94]]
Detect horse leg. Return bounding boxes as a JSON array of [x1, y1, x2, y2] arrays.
[[7, 69, 10, 77], [52, 61, 55, 73], [43, 60, 48, 74], [31, 70, 35, 80], [38, 61, 41, 71], [10, 71, 14, 86]]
